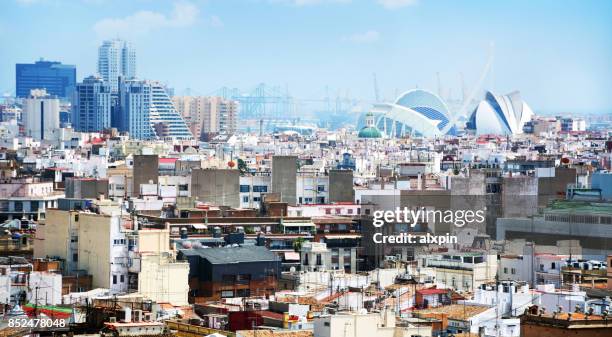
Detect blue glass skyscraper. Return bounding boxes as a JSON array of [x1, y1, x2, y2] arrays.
[[72, 76, 111, 132], [15, 59, 76, 99]]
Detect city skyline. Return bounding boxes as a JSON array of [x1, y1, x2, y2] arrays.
[[1, 0, 612, 113]]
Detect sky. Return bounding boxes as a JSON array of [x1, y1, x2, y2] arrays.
[[1, 0, 611, 114]]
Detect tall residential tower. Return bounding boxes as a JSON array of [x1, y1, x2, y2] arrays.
[[97, 39, 136, 92], [72, 75, 111, 132], [172, 96, 238, 141]]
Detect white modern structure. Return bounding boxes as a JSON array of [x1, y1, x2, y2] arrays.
[[22, 89, 60, 141], [119, 79, 193, 140], [369, 89, 456, 138], [98, 39, 136, 92], [467, 91, 534, 135]]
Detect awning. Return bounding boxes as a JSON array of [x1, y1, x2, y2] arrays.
[[284, 252, 300, 261], [282, 222, 316, 227]]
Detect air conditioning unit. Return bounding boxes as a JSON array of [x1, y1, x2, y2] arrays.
[[133, 310, 143, 322], [109, 317, 117, 323]]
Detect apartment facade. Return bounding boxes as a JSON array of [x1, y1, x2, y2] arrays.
[[172, 95, 238, 140]]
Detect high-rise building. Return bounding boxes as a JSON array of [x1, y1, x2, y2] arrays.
[[118, 79, 192, 140], [72, 75, 111, 132], [22, 89, 60, 141], [171, 96, 238, 140], [97, 39, 136, 92], [15, 59, 76, 99]]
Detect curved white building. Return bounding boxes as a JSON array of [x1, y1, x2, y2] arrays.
[[369, 89, 456, 137], [467, 91, 534, 135]]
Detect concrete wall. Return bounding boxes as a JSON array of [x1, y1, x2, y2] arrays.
[[329, 169, 354, 203], [272, 156, 297, 205], [78, 213, 112, 289], [133, 155, 159, 196], [34, 209, 78, 271], [65, 178, 109, 199], [538, 167, 576, 206], [191, 168, 240, 208], [502, 175, 538, 218], [138, 254, 189, 306]]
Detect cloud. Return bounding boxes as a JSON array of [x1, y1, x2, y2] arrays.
[[378, 0, 418, 10], [347, 30, 380, 43], [93, 1, 199, 39]]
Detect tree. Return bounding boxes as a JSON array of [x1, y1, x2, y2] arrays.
[[237, 158, 248, 175], [293, 237, 308, 252]]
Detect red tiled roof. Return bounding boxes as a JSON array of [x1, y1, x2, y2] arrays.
[[418, 288, 448, 295], [159, 158, 178, 164]]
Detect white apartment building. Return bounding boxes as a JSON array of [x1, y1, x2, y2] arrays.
[[22, 89, 60, 141], [314, 310, 432, 337], [420, 253, 498, 292]]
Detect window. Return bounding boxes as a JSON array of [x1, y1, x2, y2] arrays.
[[253, 197, 261, 202], [237, 274, 251, 281], [239, 185, 250, 192], [221, 290, 234, 298], [348, 209, 353, 214], [73, 253, 78, 262], [236, 289, 250, 297], [253, 185, 268, 193], [243, 196, 249, 203], [120, 275, 125, 283], [317, 185, 325, 192], [325, 208, 332, 215], [113, 275, 117, 284], [503, 267, 508, 274], [551, 262, 556, 270], [316, 254, 322, 266]]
